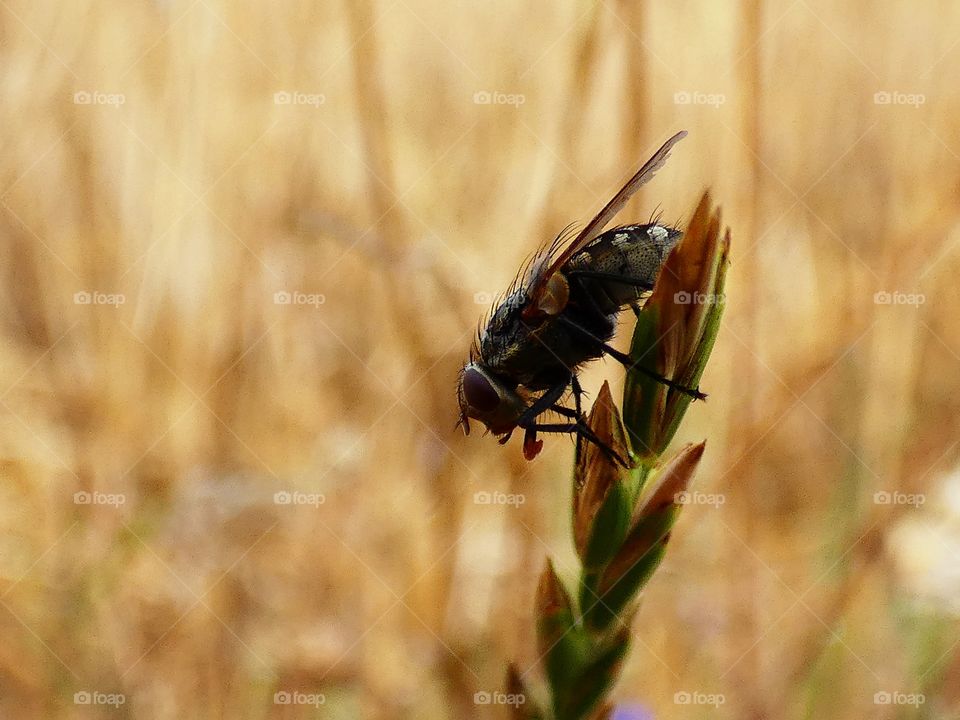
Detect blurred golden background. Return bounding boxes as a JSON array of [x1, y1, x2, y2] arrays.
[[1, 0, 959, 718]]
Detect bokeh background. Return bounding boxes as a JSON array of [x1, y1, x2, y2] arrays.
[[1, 0, 959, 718]]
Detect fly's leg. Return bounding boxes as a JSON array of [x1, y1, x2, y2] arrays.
[[522, 421, 630, 468], [570, 374, 585, 460], [567, 269, 653, 309], [555, 314, 707, 401], [516, 379, 571, 426], [568, 270, 652, 318], [510, 374, 628, 466], [570, 374, 585, 418], [541, 376, 588, 460], [566, 269, 654, 290], [547, 404, 623, 466], [600, 341, 707, 400], [515, 378, 572, 460], [565, 271, 702, 398], [567, 270, 622, 323]]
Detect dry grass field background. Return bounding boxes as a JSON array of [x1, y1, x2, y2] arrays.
[[1, 1, 959, 718]]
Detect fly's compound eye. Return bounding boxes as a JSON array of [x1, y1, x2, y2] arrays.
[[462, 367, 500, 412]]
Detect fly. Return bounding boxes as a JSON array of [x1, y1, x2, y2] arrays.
[[457, 131, 703, 464]]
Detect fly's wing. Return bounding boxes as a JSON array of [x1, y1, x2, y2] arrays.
[[522, 130, 687, 319]]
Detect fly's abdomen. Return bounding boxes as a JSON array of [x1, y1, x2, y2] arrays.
[[565, 223, 681, 315]]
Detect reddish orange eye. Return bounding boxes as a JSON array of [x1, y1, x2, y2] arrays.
[[462, 367, 500, 412]]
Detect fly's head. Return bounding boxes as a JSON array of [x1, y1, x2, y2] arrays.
[[456, 361, 527, 438]]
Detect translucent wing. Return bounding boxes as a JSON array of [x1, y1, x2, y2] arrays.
[[523, 130, 687, 317]]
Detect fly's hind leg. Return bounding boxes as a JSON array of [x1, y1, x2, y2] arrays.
[[555, 314, 707, 401], [567, 270, 653, 309], [566, 269, 654, 289], [567, 271, 650, 319]]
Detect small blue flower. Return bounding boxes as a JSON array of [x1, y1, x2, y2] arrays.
[[612, 704, 653, 720]]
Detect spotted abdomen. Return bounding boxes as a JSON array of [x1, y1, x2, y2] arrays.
[[565, 223, 681, 314]]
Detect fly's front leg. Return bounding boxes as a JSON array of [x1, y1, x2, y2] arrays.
[[517, 378, 572, 426], [516, 377, 572, 460], [522, 421, 630, 468]]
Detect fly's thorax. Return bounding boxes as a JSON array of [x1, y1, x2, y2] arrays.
[[478, 285, 539, 371], [477, 283, 587, 389]]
